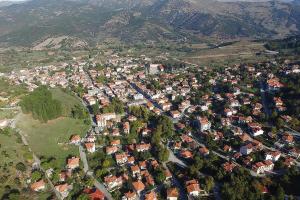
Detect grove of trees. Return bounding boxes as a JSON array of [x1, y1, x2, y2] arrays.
[[20, 86, 62, 122]]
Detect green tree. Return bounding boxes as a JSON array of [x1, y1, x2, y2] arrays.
[[31, 170, 42, 182], [15, 162, 26, 172]]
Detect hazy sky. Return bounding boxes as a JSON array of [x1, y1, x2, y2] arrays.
[[0, 0, 27, 2]]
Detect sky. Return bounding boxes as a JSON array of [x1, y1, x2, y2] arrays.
[[0, 0, 27, 2]]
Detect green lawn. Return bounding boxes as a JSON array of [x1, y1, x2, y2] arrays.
[[16, 114, 89, 168], [16, 88, 90, 168]]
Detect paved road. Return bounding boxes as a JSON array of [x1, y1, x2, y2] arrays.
[[260, 80, 272, 117], [79, 145, 89, 173], [167, 147, 187, 168], [92, 179, 113, 200]]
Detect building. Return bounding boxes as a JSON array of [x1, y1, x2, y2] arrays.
[[96, 113, 117, 128], [30, 180, 46, 192], [185, 180, 201, 197], [85, 142, 96, 153], [196, 117, 211, 132], [167, 187, 179, 200], [132, 180, 145, 195], [104, 175, 123, 191], [67, 157, 80, 170]]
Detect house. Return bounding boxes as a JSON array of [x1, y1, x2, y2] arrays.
[[224, 108, 233, 117], [223, 145, 232, 152], [139, 161, 147, 170], [136, 143, 151, 152], [69, 135, 81, 145], [131, 165, 140, 178], [128, 156, 135, 165], [145, 174, 155, 186], [248, 123, 264, 137], [223, 162, 236, 173], [196, 117, 211, 132], [31, 180, 46, 192], [115, 153, 128, 165], [104, 175, 123, 191], [185, 180, 201, 197], [173, 141, 182, 150], [85, 142, 96, 153], [252, 162, 265, 174], [132, 180, 145, 195], [84, 188, 105, 200], [123, 122, 130, 134], [240, 143, 253, 155], [164, 169, 172, 180], [145, 191, 157, 200], [106, 146, 118, 155], [167, 187, 179, 200], [252, 160, 274, 174], [59, 171, 71, 182], [55, 183, 70, 199], [180, 150, 193, 159], [282, 133, 294, 145], [289, 148, 300, 158], [265, 151, 281, 162], [123, 191, 138, 200], [267, 78, 283, 91], [284, 157, 295, 168], [110, 139, 121, 146], [96, 113, 117, 128], [199, 147, 210, 156], [67, 157, 80, 170], [146, 102, 154, 110], [161, 102, 172, 111], [170, 110, 181, 119]]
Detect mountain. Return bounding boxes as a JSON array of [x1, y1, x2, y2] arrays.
[[0, 0, 300, 47]]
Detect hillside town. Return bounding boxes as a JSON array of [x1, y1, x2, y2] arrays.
[[4, 54, 300, 200]]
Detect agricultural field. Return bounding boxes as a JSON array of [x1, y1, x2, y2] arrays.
[[182, 40, 269, 66]]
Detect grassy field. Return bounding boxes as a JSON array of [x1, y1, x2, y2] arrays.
[[16, 115, 89, 168], [0, 130, 52, 199], [16, 88, 90, 168], [181, 40, 269, 66], [50, 88, 82, 116], [0, 130, 34, 198]]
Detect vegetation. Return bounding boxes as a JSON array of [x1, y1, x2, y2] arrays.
[[20, 86, 62, 122], [102, 97, 124, 114]]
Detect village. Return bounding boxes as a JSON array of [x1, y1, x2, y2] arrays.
[[4, 54, 300, 200]]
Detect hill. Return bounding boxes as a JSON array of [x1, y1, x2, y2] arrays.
[[0, 0, 300, 47]]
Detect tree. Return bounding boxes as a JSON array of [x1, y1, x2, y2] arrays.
[[275, 185, 285, 200], [91, 102, 100, 115], [205, 176, 215, 192], [31, 170, 42, 182], [151, 125, 162, 144], [77, 194, 89, 200], [15, 162, 26, 172], [154, 168, 166, 184], [20, 86, 62, 122], [157, 145, 169, 162], [156, 115, 174, 139]]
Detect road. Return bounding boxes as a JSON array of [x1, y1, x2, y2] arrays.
[[260, 80, 272, 117], [167, 147, 187, 168]]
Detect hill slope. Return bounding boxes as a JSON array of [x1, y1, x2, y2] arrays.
[[0, 0, 300, 47]]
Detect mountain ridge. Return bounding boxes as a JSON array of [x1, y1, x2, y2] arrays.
[[0, 0, 300, 47]]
